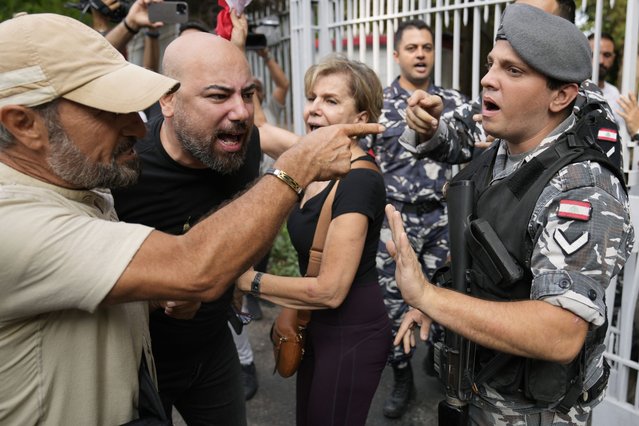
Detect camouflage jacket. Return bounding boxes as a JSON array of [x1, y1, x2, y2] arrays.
[[474, 116, 634, 413], [363, 77, 467, 204], [399, 80, 622, 167]]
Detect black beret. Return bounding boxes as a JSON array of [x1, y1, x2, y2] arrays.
[[496, 3, 592, 83]]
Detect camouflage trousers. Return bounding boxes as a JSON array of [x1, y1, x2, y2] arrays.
[[377, 199, 449, 365], [469, 402, 591, 426]]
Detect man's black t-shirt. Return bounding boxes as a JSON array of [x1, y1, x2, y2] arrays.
[[112, 116, 261, 358]]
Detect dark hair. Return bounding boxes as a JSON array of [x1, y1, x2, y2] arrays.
[[547, 76, 571, 91], [556, 0, 576, 23], [588, 32, 616, 47], [179, 20, 211, 36], [394, 19, 433, 50]]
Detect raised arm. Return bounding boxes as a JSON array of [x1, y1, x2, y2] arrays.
[[617, 93, 639, 138], [105, 0, 163, 52], [385, 204, 588, 364], [257, 48, 290, 107], [399, 90, 481, 164]]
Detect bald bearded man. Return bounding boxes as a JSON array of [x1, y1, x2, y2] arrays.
[[112, 33, 267, 426]]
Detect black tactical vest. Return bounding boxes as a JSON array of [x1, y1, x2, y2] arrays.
[[451, 121, 625, 406]]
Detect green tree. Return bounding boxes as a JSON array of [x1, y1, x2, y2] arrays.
[[1, 0, 86, 22], [268, 226, 300, 277], [578, 0, 628, 86], [579, 0, 627, 50]]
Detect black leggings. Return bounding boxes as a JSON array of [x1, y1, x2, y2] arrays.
[[155, 325, 246, 426], [296, 281, 392, 426]]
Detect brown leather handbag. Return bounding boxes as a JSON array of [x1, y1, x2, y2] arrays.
[[270, 159, 380, 378], [270, 178, 337, 377]]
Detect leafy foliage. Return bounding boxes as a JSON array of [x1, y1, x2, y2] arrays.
[[1, 0, 86, 22], [579, 0, 627, 52], [578, 0, 628, 87], [267, 225, 300, 277]]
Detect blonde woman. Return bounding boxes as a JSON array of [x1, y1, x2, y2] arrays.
[[238, 55, 391, 425]]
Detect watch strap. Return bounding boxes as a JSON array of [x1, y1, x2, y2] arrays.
[[250, 272, 263, 296]]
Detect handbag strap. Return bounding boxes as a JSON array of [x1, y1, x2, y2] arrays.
[[298, 157, 380, 327], [305, 157, 381, 277]]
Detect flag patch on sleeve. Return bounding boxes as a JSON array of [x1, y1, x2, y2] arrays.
[[597, 128, 617, 142], [557, 200, 591, 221]]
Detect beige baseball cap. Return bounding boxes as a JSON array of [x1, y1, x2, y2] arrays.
[[0, 13, 180, 113]]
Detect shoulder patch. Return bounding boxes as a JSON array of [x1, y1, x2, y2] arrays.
[[558, 199, 592, 221], [597, 128, 617, 142]]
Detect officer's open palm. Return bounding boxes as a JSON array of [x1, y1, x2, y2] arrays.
[[384, 204, 428, 307]]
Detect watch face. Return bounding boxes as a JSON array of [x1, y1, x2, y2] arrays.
[[251, 272, 263, 295]]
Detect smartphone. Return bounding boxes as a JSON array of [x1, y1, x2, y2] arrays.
[[148, 1, 189, 24], [227, 305, 252, 334], [245, 33, 267, 50]]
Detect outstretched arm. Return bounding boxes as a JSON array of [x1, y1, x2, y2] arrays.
[[399, 91, 483, 164], [105, 0, 163, 52], [258, 48, 290, 107], [105, 123, 384, 304], [385, 204, 588, 364]]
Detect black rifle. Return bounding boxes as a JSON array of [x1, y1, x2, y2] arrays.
[[437, 180, 474, 426]]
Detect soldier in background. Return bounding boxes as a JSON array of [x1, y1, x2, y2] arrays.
[[362, 19, 467, 419]]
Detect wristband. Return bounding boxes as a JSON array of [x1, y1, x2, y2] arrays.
[[123, 19, 139, 35], [250, 272, 263, 296], [145, 30, 160, 39], [265, 168, 305, 201]]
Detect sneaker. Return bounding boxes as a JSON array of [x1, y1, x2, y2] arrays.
[[241, 362, 258, 401]]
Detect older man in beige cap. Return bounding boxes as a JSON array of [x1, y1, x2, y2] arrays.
[[0, 13, 383, 425]]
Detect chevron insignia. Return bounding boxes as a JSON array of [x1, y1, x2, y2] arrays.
[[554, 229, 589, 255]]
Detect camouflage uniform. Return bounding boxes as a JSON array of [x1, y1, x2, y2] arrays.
[[362, 77, 467, 365], [399, 80, 622, 168], [409, 115, 634, 424]]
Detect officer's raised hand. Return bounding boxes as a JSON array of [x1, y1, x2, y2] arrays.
[[384, 204, 429, 305], [405, 90, 443, 141], [385, 203, 435, 351]]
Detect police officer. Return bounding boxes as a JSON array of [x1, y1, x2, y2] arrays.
[[387, 4, 633, 425], [361, 19, 467, 418]]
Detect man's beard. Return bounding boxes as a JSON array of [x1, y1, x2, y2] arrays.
[[45, 113, 141, 189], [598, 64, 610, 81], [173, 106, 249, 175]]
